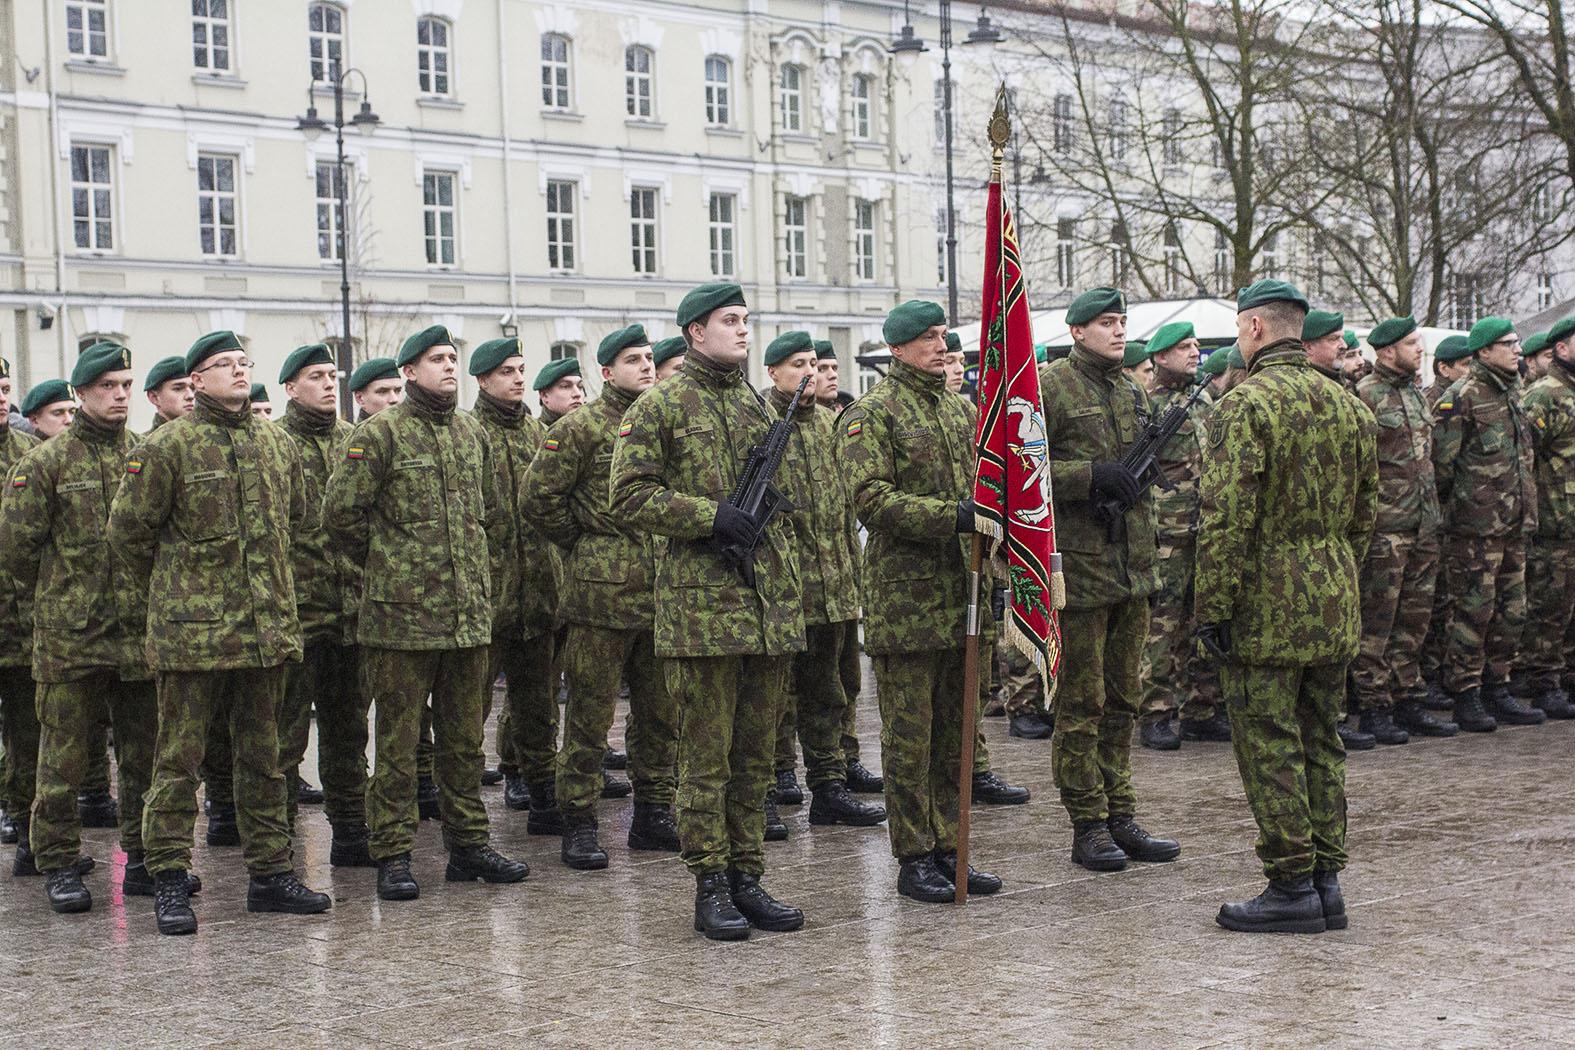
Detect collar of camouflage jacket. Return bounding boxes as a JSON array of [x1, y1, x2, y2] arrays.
[[768, 383, 816, 418], [1372, 361, 1417, 389], [475, 388, 528, 428], [890, 357, 945, 398], [1069, 343, 1126, 382], [601, 380, 640, 415], [1553, 355, 1575, 391], [1473, 358, 1518, 391], [1246, 338, 1307, 376], [194, 391, 252, 429], [1309, 360, 1342, 384], [684, 347, 744, 389], [70, 407, 124, 444], [284, 397, 339, 435], [404, 379, 458, 422]]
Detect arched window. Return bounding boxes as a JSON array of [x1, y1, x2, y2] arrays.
[[308, 3, 345, 82], [780, 64, 804, 133], [417, 17, 452, 96], [625, 46, 654, 119], [541, 33, 572, 109], [704, 56, 731, 126]]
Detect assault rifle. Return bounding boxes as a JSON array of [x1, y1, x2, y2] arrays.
[[1093, 378, 1210, 541], [716, 373, 813, 587]]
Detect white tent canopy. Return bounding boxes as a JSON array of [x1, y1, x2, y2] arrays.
[[948, 297, 1243, 352]]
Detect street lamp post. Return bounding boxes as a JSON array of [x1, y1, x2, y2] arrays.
[[298, 69, 380, 418]]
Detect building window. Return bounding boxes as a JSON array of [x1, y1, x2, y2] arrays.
[[1445, 271, 1483, 330], [66, 0, 108, 59], [784, 195, 807, 279], [1163, 222, 1182, 294], [1108, 99, 1129, 164], [1532, 183, 1554, 225], [70, 144, 114, 251], [417, 17, 452, 96], [1053, 94, 1073, 154], [1056, 219, 1076, 289], [853, 200, 876, 282], [192, 0, 231, 72], [1260, 231, 1279, 278], [1109, 220, 1129, 285], [1213, 229, 1230, 295], [934, 80, 949, 144], [545, 179, 576, 272], [422, 170, 457, 267], [708, 192, 736, 278], [196, 153, 238, 257], [625, 46, 654, 119], [1163, 108, 1182, 166], [780, 64, 804, 133], [541, 33, 571, 109], [704, 56, 731, 126], [630, 186, 658, 275], [1538, 272, 1554, 311], [308, 3, 345, 82], [851, 74, 874, 140], [549, 341, 578, 362], [936, 208, 948, 286], [315, 160, 343, 261]]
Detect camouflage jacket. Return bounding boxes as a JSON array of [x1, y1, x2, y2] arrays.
[[1196, 340, 1378, 666], [277, 400, 352, 642], [106, 395, 307, 672], [521, 382, 653, 631], [1148, 373, 1213, 544], [471, 392, 553, 639], [839, 359, 972, 655], [1523, 363, 1575, 540], [771, 388, 861, 627], [1038, 346, 1159, 609], [0, 423, 39, 667], [1432, 360, 1537, 538], [610, 349, 804, 658], [0, 413, 143, 682], [1425, 382, 1452, 413], [324, 386, 501, 651], [1355, 362, 1440, 537]]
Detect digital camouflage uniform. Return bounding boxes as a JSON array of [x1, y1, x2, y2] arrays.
[[0, 420, 40, 827], [610, 350, 804, 878], [1039, 347, 1160, 824], [840, 360, 974, 860], [1351, 363, 1441, 712], [1518, 364, 1575, 695], [837, 619, 864, 760], [323, 386, 502, 862], [107, 395, 306, 877], [521, 381, 674, 822], [1196, 340, 1378, 881], [1431, 361, 1537, 693]]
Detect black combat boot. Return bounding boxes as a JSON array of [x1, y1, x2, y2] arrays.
[[1216, 877, 1327, 934], [480, 767, 504, 787], [447, 844, 530, 883], [1337, 720, 1377, 750], [561, 821, 610, 870], [728, 869, 804, 931], [526, 780, 564, 836], [503, 774, 531, 811], [1180, 711, 1232, 742], [45, 867, 92, 914], [1071, 820, 1128, 872], [1483, 682, 1546, 726], [1107, 815, 1181, 862], [1140, 716, 1181, 751], [1008, 710, 1053, 739], [1395, 700, 1457, 737], [694, 871, 750, 940], [844, 759, 883, 794], [603, 747, 628, 771], [1424, 682, 1452, 710], [123, 853, 201, 897], [1452, 688, 1497, 732], [897, 854, 956, 903], [296, 780, 325, 804], [205, 803, 241, 846], [154, 869, 198, 935], [377, 854, 419, 901], [329, 822, 376, 868], [1313, 869, 1347, 930], [808, 781, 886, 826], [1359, 708, 1409, 746], [627, 801, 680, 851], [972, 770, 1030, 805], [763, 794, 789, 841], [247, 871, 331, 914], [0, 810, 16, 844], [600, 770, 632, 799], [76, 790, 118, 828], [15, 828, 94, 878], [416, 777, 441, 820], [933, 850, 1002, 895], [1531, 687, 1575, 720], [774, 769, 804, 806]]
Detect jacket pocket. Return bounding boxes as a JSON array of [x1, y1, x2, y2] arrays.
[[180, 471, 238, 541], [573, 533, 629, 584]]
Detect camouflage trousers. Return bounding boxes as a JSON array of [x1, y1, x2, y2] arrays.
[[484, 629, 559, 784], [201, 701, 234, 808], [872, 648, 965, 860], [1439, 534, 1527, 693], [1352, 531, 1440, 711], [999, 642, 1048, 718], [1222, 661, 1348, 881], [363, 646, 491, 861], [1139, 542, 1219, 723], [776, 621, 853, 790], [557, 624, 674, 820], [279, 639, 369, 829], [0, 664, 38, 818], [1051, 600, 1147, 824], [1520, 538, 1575, 693], [971, 643, 994, 775], [838, 619, 863, 761], [666, 654, 788, 877], [143, 667, 293, 877], [31, 673, 155, 872]]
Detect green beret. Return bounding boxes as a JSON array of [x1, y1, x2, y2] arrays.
[[651, 337, 687, 367], [814, 340, 835, 361], [185, 330, 244, 374], [279, 343, 334, 384], [1145, 322, 1194, 356], [533, 357, 581, 392], [144, 356, 188, 392], [1034, 344, 1049, 364], [469, 337, 524, 377], [397, 324, 456, 367], [1227, 345, 1246, 369], [0, 356, 8, 380], [1521, 332, 1549, 357], [349, 357, 399, 392], [1548, 316, 1575, 346], [21, 379, 73, 417], [70, 341, 132, 389], [944, 332, 963, 354], [763, 331, 815, 367], [1343, 330, 1359, 350], [1066, 287, 1125, 327], [1434, 335, 1471, 363], [595, 325, 650, 368], [1236, 279, 1308, 313], [1122, 340, 1148, 368], [883, 299, 947, 347], [1467, 316, 1515, 353], [1199, 347, 1231, 377], [1367, 316, 1417, 350], [249, 383, 268, 404], [676, 282, 747, 330], [1301, 310, 1345, 343]]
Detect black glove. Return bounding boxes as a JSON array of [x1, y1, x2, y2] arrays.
[[1089, 462, 1141, 510], [955, 498, 977, 534], [713, 502, 754, 548], [1196, 622, 1233, 664], [990, 586, 1006, 622]]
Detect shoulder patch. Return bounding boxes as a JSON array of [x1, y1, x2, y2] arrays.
[[843, 407, 867, 437], [346, 446, 366, 460], [123, 460, 142, 475], [1436, 399, 1454, 416], [617, 421, 633, 438], [10, 472, 26, 488], [543, 437, 561, 451], [1207, 412, 1227, 449]]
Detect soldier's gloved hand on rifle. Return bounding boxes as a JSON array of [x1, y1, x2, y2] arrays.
[[1195, 621, 1232, 664], [955, 498, 977, 534], [991, 586, 1006, 622], [713, 502, 754, 548], [1089, 462, 1141, 512]]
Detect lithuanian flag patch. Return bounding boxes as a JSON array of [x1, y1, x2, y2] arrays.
[[10, 473, 26, 488], [846, 420, 863, 437], [618, 422, 633, 438], [543, 438, 560, 451], [347, 446, 366, 460], [124, 461, 142, 476]]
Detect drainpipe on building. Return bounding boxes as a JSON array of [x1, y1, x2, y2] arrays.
[[41, 0, 66, 378], [496, 0, 519, 339]]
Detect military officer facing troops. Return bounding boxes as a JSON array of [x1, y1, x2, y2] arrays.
[[143, 356, 195, 433]]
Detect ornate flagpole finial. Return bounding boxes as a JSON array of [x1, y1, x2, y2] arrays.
[[988, 84, 1010, 160]]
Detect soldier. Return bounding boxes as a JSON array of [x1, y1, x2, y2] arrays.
[[1419, 335, 1474, 705], [1428, 336, 1472, 410], [521, 325, 680, 869], [942, 332, 967, 393], [1200, 345, 1230, 400], [144, 357, 195, 432], [1198, 279, 1377, 935], [1432, 316, 1545, 731], [1515, 315, 1575, 720], [350, 357, 403, 421], [22, 381, 76, 439], [535, 358, 585, 425], [610, 282, 806, 940], [249, 383, 272, 420], [0, 343, 163, 912], [814, 340, 841, 408], [1135, 321, 1223, 751], [652, 336, 687, 383], [1349, 317, 1458, 744], [838, 301, 1000, 904], [322, 324, 529, 901], [0, 356, 41, 861], [1223, 344, 1249, 393], [273, 344, 373, 864], [107, 330, 330, 935], [1521, 332, 1552, 384], [1122, 339, 1153, 388], [1339, 331, 1370, 388]]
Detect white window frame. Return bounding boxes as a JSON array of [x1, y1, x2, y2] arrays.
[[541, 33, 572, 110], [1109, 222, 1129, 285], [66, 0, 109, 60], [308, 3, 345, 83], [1261, 231, 1280, 277], [422, 168, 458, 268], [315, 159, 343, 261], [1213, 230, 1230, 295], [708, 192, 736, 278], [417, 16, 453, 97], [853, 199, 876, 282], [1538, 272, 1554, 311], [1108, 99, 1129, 164], [70, 142, 116, 252], [1056, 219, 1076, 289], [1163, 108, 1182, 166], [196, 152, 239, 258], [625, 46, 654, 120], [1163, 223, 1182, 294], [851, 74, 874, 141], [704, 55, 731, 126], [1053, 94, 1072, 154], [545, 178, 577, 272], [192, 0, 232, 72], [630, 186, 659, 275], [784, 195, 808, 280], [780, 64, 804, 133]]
